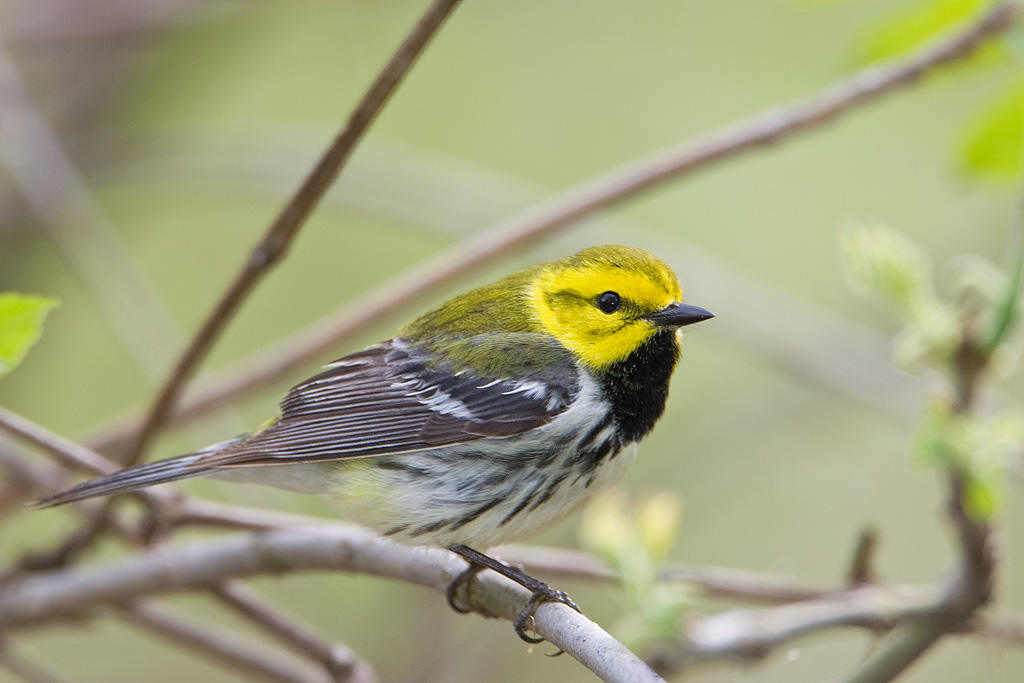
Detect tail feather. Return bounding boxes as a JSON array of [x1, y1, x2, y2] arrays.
[[32, 453, 215, 508]]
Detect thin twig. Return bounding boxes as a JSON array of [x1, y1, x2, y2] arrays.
[[836, 290, 998, 682], [0, 406, 117, 478], [846, 526, 880, 587], [0, 408, 376, 679], [50, 0, 462, 573], [648, 582, 941, 675], [0, 405, 153, 502], [87, 0, 1021, 456], [213, 581, 378, 683], [838, 479, 994, 683], [0, 445, 66, 501], [497, 544, 830, 604], [124, 0, 463, 469], [119, 601, 334, 683]]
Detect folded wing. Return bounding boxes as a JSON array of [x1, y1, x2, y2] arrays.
[[202, 338, 579, 467]]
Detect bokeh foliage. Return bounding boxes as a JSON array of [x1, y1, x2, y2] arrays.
[[1, 1, 1023, 682]]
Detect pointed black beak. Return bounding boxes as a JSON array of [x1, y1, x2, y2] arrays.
[[644, 302, 714, 328]]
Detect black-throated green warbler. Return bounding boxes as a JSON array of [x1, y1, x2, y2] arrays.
[[38, 245, 712, 641]]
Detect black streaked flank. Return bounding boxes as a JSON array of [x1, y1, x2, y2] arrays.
[[498, 479, 547, 526], [577, 439, 616, 475], [447, 497, 504, 532], [410, 518, 451, 537], [526, 471, 569, 512], [575, 413, 614, 452]]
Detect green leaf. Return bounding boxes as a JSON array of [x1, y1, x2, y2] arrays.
[[0, 293, 59, 378], [913, 402, 1024, 519], [958, 77, 1024, 182], [856, 0, 996, 64]]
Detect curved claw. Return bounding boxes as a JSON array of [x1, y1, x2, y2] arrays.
[[512, 585, 581, 645], [445, 563, 484, 614], [513, 593, 549, 643]]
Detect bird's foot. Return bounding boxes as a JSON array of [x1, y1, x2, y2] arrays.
[[447, 544, 581, 645]]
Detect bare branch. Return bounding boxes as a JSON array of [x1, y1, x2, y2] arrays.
[[88, 0, 1021, 457], [5, 523, 1019, 681], [497, 544, 830, 604], [125, 0, 464, 468], [2, 396, 1018, 679], [0, 445, 66, 499], [643, 573, 1021, 677], [837, 483, 994, 683], [0, 526, 664, 683], [119, 601, 335, 683], [3, 397, 1014, 679], [0, 406, 121, 480], [213, 581, 378, 683], [40, 0, 463, 571], [846, 526, 880, 587], [835, 276, 1000, 681], [648, 582, 941, 674]]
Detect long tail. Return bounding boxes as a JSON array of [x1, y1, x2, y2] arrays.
[[32, 452, 216, 508]]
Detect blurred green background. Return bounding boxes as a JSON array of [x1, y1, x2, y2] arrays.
[[1, 0, 1022, 681]]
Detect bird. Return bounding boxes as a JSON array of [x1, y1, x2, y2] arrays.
[[36, 244, 713, 642]]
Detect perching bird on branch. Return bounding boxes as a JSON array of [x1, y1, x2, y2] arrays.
[[36, 244, 712, 642]]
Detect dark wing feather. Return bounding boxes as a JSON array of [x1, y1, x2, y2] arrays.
[[202, 339, 578, 468]]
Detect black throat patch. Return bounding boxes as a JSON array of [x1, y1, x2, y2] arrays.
[[596, 329, 681, 443]]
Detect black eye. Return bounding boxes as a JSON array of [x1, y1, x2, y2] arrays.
[[596, 291, 621, 314]]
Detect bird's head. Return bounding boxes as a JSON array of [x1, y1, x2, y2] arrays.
[[527, 245, 713, 370]]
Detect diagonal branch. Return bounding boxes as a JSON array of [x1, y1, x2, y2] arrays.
[[124, 0, 464, 468], [119, 601, 338, 683], [88, 0, 1021, 457], [649, 582, 941, 674], [0, 406, 123, 480], [212, 581, 378, 683]]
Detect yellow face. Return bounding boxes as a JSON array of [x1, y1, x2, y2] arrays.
[[526, 246, 683, 369]]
